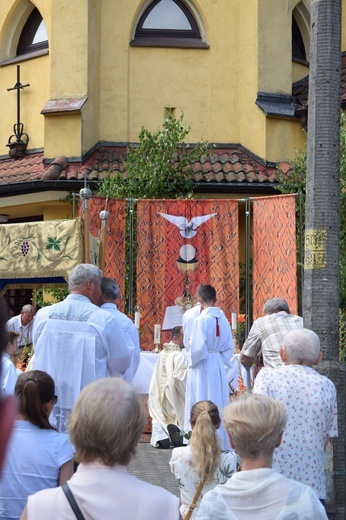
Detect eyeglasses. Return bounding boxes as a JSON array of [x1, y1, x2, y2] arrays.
[[52, 395, 58, 405]]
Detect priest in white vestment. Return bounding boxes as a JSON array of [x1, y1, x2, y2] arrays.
[[100, 276, 140, 383], [33, 264, 131, 432], [182, 302, 201, 352], [148, 326, 188, 448], [184, 284, 234, 450]]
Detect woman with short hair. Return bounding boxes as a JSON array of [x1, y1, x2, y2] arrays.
[[170, 400, 238, 519], [0, 370, 74, 520], [196, 394, 328, 520], [20, 377, 179, 520]]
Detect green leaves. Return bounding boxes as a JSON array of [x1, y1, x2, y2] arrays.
[[97, 112, 209, 199], [45, 236, 62, 251]]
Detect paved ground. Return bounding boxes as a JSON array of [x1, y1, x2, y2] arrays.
[[128, 442, 180, 497]]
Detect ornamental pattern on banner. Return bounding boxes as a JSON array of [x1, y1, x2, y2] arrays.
[[87, 197, 127, 311], [0, 218, 83, 279], [136, 199, 239, 350], [252, 195, 298, 320]]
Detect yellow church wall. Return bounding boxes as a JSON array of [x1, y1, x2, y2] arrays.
[[99, 0, 241, 145], [49, 0, 88, 99], [237, 1, 264, 158], [0, 0, 322, 168], [0, 191, 71, 221], [43, 203, 74, 221], [0, 0, 51, 156], [292, 61, 309, 83], [44, 114, 82, 159], [257, 0, 292, 94], [265, 118, 306, 163], [0, 53, 49, 156]]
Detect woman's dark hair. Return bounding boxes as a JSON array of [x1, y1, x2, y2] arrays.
[[15, 370, 56, 430]]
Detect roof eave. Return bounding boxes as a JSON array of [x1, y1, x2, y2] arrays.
[[0, 179, 279, 198]]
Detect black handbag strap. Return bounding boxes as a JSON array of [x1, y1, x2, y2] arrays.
[[62, 483, 86, 520]]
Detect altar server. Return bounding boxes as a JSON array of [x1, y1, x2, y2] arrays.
[[184, 284, 233, 450]]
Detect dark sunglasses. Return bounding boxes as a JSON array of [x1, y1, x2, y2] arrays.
[[52, 395, 58, 405]]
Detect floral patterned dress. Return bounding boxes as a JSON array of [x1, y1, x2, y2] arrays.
[[170, 446, 239, 519]]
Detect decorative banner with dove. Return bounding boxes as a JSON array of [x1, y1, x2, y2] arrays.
[[136, 199, 239, 350]]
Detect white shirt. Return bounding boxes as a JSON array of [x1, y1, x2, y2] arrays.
[[196, 468, 328, 520], [26, 461, 179, 520], [0, 420, 73, 520], [33, 294, 130, 377], [182, 304, 201, 351], [253, 365, 338, 499], [100, 302, 140, 382], [6, 314, 34, 346], [33, 294, 131, 432], [0, 353, 18, 396]]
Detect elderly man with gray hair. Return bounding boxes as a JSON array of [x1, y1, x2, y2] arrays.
[[6, 304, 35, 347], [240, 297, 303, 368], [253, 328, 338, 503], [32, 264, 130, 432]]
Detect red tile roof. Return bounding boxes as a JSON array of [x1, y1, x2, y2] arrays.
[[0, 145, 291, 193]]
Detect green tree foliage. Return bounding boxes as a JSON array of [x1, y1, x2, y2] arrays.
[[32, 287, 68, 308], [97, 112, 210, 199], [96, 112, 210, 313]]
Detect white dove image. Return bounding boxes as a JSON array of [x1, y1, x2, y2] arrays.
[[158, 212, 217, 238]]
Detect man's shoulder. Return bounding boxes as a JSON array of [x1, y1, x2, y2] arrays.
[[272, 312, 303, 323], [6, 314, 19, 326]]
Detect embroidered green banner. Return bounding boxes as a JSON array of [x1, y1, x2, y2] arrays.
[[0, 218, 83, 279]]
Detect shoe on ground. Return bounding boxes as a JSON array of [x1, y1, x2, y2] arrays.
[[167, 424, 184, 447]]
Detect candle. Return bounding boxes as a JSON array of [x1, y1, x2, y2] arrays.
[[231, 310, 237, 331], [154, 324, 161, 344], [134, 311, 140, 329]]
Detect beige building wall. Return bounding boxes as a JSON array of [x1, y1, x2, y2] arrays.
[[2, 0, 345, 180]]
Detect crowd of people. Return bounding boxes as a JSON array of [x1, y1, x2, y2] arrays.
[[0, 265, 338, 519]]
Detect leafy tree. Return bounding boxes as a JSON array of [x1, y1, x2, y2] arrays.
[[97, 112, 210, 313], [32, 287, 68, 308], [98, 111, 210, 199]]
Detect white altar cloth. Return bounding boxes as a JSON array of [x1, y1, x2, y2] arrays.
[[132, 352, 252, 395]]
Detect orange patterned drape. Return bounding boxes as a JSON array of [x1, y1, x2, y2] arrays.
[[136, 199, 239, 350], [252, 194, 298, 320], [85, 197, 127, 311]]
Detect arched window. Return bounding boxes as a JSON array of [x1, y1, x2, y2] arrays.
[[131, 0, 208, 48], [292, 16, 306, 62], [17, 7, 48, 56]]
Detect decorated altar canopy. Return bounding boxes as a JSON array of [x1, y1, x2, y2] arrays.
[[87, 194, 299, 350], [0, 195, 298, 349], [0, 218, 83, 293]]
